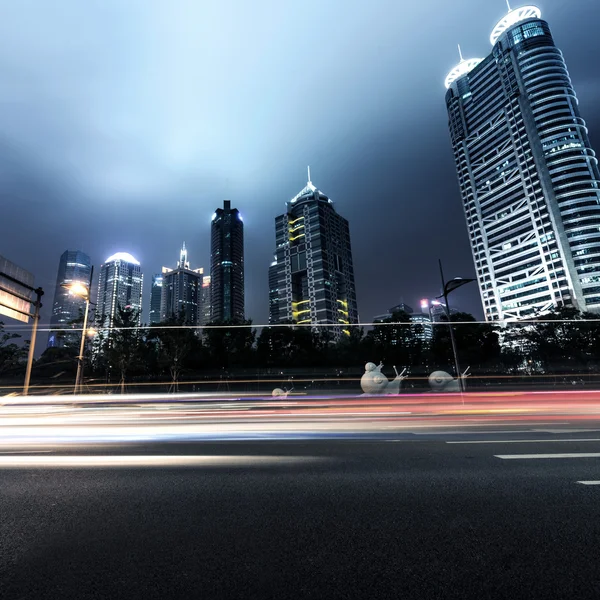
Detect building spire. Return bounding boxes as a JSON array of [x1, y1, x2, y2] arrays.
[[457, 43, 464, 62], [505, 0, 511, 10], [307, 165, 312, 184], [179, 241, 189, 269]]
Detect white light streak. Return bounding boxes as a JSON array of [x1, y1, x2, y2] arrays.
[[0, 455, 328, 468]]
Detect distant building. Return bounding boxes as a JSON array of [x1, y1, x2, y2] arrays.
[[149, 274, 163, 325], [373, 301, 433, 342], [268, 258, 280, 324], [421, 299, 458, 323], [96, 252, 143, 329], [268, 171, 359, 338], [161, 243, 204, 325], [210, 200, 245, 322], [47, 250, 92, 348], [199, 275, 211, 326], [445, 5, 600, 320]]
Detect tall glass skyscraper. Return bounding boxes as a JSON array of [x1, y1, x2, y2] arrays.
[[47, 250, 92, 348], [269, 172, 359, 337], [149, 274, 163, 325], [96, 252, 143, 329], [199, 275, 211, 326], [160, 243, 204, 324], [445, 5, 600, 320], [210, 200, 244, 322]]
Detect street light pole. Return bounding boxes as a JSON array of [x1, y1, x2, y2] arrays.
[[67, 266, 93, 395], [439, 260, 463, 392], [438, 259, 475, 394], [23, 287, 44, 396], [74, 296, 90, 394]]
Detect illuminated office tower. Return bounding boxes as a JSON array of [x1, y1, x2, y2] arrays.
[[47, 250, 92, 348], [96, 252, 143, 329], [149, 274, 163, 325], [160, 243, 204, 324], [199, 275, 211, 326], [268, 170, 359, 337], [210, 200, 244, 322], [445, 5, 600, 320]]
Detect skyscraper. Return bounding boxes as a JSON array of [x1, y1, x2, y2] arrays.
[[47, 250, 92, 348], [160, 243, 204, 324], [96, 252, 143, 329], [149, 274, 163, 325], [269, 171, 359, 336], [199, 275, 211, 326], [445, 5, 600, 321], [210, 200, 244, 322]]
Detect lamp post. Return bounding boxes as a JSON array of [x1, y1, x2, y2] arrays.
[[438, 259, 475, 393], [62, 267, 93, 394]]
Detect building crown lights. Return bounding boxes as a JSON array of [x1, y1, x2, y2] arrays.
[[490, 5, 541, 45], [105, 252, 140, 266], [445, 56, 483, 89]]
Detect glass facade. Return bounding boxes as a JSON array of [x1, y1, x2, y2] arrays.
[[149, 274, 163, 325], [445, 9, 600, 320], [47, 250, 92, 348], [210, 200, 244, 322], [269, 177, 359, 337], [95, 253, 143, 329], [160, 245, 204, 325]]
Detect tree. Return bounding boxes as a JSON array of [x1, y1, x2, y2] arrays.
[[522, 306, 597, 373], [102, 306, 144, 392], [0, 321, 28, 375], [365, 311, 423, 369], [430, 312, 500, 373], [147, 315, 202, 391], [203, 319, 256, 368]]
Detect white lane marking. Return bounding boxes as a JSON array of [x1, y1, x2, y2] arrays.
[[448, 439, 600, 444], [0, 455, 328, 468], [576, 481, 600, 485], [532, 429, 600, 433], [495, 453, 600, 460]]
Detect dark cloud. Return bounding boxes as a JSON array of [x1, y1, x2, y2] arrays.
[[1, 0, 599, 340]]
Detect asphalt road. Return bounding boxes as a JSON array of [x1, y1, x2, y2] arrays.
[[3, 423, 600, 599]]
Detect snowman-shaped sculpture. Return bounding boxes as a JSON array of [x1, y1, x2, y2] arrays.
[[360, 362, 406, 395]]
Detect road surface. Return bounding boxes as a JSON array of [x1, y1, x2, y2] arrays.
[[2, 392, 600, 599]]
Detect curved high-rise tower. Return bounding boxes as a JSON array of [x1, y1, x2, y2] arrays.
[[445, 5, 600, 320]]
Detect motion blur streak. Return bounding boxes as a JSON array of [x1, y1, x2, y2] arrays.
[[3, 389, 600, 448], [0, 455, 326, 468]]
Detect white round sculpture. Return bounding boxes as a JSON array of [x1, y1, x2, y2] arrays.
[[429, 371, 460, 393], [361, 362, 406, 395]]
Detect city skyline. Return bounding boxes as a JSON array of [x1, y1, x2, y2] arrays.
[[1, 1, 599, 331]]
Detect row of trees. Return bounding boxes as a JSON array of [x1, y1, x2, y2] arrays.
[[83, 305, 600, 385], [3, 305, 600, 387]]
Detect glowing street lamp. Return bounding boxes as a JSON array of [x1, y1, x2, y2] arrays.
[[62, 266, 94, 394]]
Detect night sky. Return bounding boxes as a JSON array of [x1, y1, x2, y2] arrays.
[[1, 0, 599, 333]]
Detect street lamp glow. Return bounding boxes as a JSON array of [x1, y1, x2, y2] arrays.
[[67, 282, 89, 299]]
